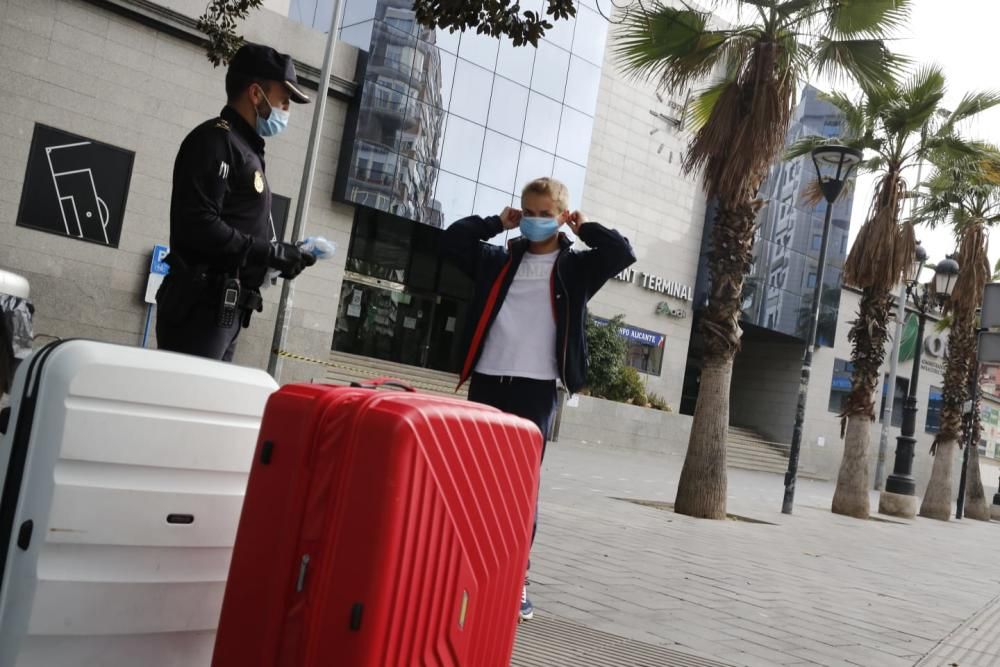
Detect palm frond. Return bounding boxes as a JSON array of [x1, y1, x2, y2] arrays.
[[817, 90, 868, 138], [613, 4, 748, 92], [812, 37, 907, 91], [683, 38, 797, 202], [785, 134, 833, 160], [948, 224, 991, 316], [860, 155, 886, 173], [825, 0, 913, 38], [686, 77, 734, 132], [900, 64, 947, 104], [844, 173, 913, 291], [775, 0, 822, 22], [939, 91, 1000, 135]]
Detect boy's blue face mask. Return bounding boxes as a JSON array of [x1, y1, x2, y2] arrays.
[[520, 217, 560, 242]]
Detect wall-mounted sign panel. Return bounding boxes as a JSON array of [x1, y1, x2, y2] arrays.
[[17, 124, 135, 248]]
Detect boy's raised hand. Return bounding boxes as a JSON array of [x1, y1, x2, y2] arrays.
[[500, 207, 523, 230], [561, 210, 587, 235]]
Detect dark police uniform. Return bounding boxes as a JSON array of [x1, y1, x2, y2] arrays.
[[156, 106, 273, 361], [156, 43, 311, 362]]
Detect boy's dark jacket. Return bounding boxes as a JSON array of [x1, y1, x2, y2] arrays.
[[442, 215, 636, 394]]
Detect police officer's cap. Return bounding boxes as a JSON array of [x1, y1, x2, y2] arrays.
[[229, 43, 311, 104]]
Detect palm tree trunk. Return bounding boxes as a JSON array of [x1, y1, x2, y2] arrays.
[[920, 315, 975, 520], [675, 358, 730, 519], [963, 361, 990, 521], [675, 200, 758, 519], [920, 439, 958, 520], [964, 442, 991, 521], [832, 288, 891, 519], [832, 416, 872, 518]]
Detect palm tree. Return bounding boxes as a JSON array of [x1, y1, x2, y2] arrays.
[[911, 147, 1000, 520], [963, 361, 990, 521], [615, 1, 910, 518], [788, 69, 1000, 518]]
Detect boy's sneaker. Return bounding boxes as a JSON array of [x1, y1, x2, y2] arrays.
[[519, 582, 534, 622]]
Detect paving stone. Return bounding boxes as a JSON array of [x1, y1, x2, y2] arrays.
[[514, 442, 1000, 666]]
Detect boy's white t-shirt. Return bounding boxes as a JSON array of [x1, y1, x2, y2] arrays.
[[475, 250, 560, 380]]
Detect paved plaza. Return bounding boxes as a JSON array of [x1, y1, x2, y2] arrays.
[[512, 442, 1000, 667]]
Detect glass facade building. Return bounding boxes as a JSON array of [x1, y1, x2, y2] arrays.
[[330, 0, 608, 227], [280, 0, 609, 371], [742, 86, 852, 346], [694, 85, 853, 346]]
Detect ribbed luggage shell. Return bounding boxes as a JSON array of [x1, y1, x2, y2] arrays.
[[213, 382, 541, 666], [0, 340, 277, 667]]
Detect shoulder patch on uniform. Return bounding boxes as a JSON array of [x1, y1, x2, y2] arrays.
[[214, 118, 231, 131]]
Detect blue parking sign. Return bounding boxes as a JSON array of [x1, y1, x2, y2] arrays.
[[150, 244, 170, 275]]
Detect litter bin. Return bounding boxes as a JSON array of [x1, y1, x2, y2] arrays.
[[0, 269, 33, 398]]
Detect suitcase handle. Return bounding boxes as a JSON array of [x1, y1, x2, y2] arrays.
[[350, 377, 417, 392]]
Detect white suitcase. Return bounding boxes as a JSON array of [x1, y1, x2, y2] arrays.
[[0, 340, 278, 666]]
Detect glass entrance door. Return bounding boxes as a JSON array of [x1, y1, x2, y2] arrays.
[[333, 277, 432, 367], [332, 208, 474, 372]]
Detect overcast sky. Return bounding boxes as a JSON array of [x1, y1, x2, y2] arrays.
[[705, 1, 1000, 277]]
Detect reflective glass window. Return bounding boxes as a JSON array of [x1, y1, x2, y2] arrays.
[[626, 339, 664, 376], [449, 60, 493, 125], [827, 358, 853, 412], [438, 50, 457, 110], [436, 170, 477, 227], [523, 92, 561, 153], [518, 0, 544, 15], [402, 95, 447, 165], [346, 208, 411, 282], [475, 183, 513, 219], [369, 25, 416, 91], [384, 6, 417, 36], [544, 13, 576, 52], [556, 106, 594, 166], [515, 144, 555, 192], [340, 21, 374, 50], [487, 76, 529, 140], [530, 40, 570, 101], [290, 0, 336, 32], [408, 222, 440, 291], [496, 38, 535, 85], [393, 155, 440, 225], [439, 115, 485, 179], [350, 142, 397, 187], [926, 386, 944, 433], [434, 26, 460, 54], [414, 48, 455, 111], [478, 131, 521, 193], [552, 158, 586, 210], [572, 6, 608, 66], [458, 29, 500, 70], [340, 0, 376, 29], [356, 81, 406, 151], [565, 55, 601, 116]]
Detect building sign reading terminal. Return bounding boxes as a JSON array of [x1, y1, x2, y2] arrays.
[[613, 268, 693, 318]]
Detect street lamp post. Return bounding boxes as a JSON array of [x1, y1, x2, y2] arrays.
[[782, 144, 863, 514], [879, 249, 960, 518]]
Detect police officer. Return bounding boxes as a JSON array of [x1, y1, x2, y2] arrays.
[[156, 43, 316, 362]]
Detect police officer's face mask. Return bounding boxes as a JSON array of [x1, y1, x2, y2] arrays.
[[253, 85, 290, 138]]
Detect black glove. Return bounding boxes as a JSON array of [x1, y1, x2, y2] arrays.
[[268, 242, 317, 279]]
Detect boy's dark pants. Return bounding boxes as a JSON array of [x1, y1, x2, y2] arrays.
[[468, 372, 558, 568]]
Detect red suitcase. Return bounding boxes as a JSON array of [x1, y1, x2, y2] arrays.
[[212, 379, 542, 667]]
